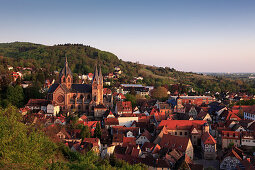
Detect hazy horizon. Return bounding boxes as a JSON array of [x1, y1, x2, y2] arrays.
[[1, 0, 254, 73]]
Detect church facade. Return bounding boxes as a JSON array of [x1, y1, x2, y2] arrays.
[[47, 57, 112, 117]]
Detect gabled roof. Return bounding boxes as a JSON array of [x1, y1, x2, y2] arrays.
[[82, 138, 100, 147], [116, 101, 132, 112], [160, 134, 190, 153], [140, 130, 152, 142], [26, 99, 49, 107], [158, 120, 207, 131], [123, 137, 136, 147], [59, 57, 72, 78], [141, 142, 155, 152], [201, 132, 216, 145]]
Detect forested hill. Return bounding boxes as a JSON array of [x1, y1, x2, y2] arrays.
[[0, 42, 254, 94]]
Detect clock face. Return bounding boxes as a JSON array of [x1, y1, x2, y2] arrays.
[[57, 95, 64, 103]]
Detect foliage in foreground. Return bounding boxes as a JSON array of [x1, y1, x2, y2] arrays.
[[0, 105, 146, 169], [0, 106, 56, 169]]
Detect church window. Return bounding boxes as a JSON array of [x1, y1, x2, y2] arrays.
[[73, 94, 76, 99], [80, 95, 84, 99], [57, 95, 64, 103], [62, 77, 66, 83], [68, 77, 71, 83]]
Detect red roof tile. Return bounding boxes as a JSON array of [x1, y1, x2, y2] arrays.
[[201, 132, 216, 145]]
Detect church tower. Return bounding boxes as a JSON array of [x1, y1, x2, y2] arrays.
[[92, 64, 103, 105], [59, 56, 73, 89]]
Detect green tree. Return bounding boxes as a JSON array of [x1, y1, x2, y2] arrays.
[[6, 85, 24, 107], [151, 86, 168, 100], [125, 93, 137, 107], [94, 122, 102, 139], [0, 105, 56, 169], [80, 125, 90, 140]]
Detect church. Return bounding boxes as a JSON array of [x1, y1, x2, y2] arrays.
[[47, 57, 112, 118]]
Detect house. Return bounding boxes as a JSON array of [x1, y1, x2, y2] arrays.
[[44, 124, 71, 142], [118, 116, 139, 127], [220, 146, 244, 170], [241, 132, 255, 147], [112, 126, 140, 137], [243, 105, 255, 120], [82, 138, 101, 154], [54, 115, 66, 125], [104, 117, 119, 129], [136, 130, 152, 145], [155, 120, 209, 146], [201, 132, 217, 159], [122, 137, 136, 147], [160, 134, 194, 160], [26, 99, 49, 112], [184, 105, 199, 118], [112, 134, 124, 146], [47, 103, 60, 116], [221, 131, 241, 149], [94, 104, 107, 118], [196, 111, 212, 122], [115, 101, 132, 115]]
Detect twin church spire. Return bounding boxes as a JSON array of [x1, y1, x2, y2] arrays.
[[60, 56, 103, 86], [92, 63, 103, 84]]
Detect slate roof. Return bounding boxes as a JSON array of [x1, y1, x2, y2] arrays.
[[48, 84, 59, 93], [71, 84, 92, 93], [48, 83, 92, 93]]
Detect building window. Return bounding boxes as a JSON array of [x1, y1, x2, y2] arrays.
[[68, 77, 71, 83], [180, 132, 182, 135], [185, 132, 187, 136], [175, 132, 177, 135]]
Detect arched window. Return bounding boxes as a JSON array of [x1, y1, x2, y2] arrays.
[[68, 77, 71, 83], [62, 77, 66, 83], [80, 95, 84, 100], [73, 94, 76, 99]]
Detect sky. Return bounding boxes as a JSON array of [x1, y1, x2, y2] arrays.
[[0, 0, 254, 73]]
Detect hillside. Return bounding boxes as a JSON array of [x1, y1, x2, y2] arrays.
[[0, 42, 253, 94]]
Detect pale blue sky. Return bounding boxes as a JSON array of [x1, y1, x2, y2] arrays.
[[0, 0, 254, 72]]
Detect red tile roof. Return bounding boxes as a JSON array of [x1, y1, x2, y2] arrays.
[[116, 101, 132, 113], [158, 120, 207, 131], [201, 132, 216, 145], [123, 137, 136, 147], [26, 99, 49, 106], [83, 138, 100, 147], [243, 105, 255, 115], [160, 134, 190, 153], [104, 118, 119, 125]]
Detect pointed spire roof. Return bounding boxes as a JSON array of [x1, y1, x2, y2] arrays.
[[93, 63, 99, 83], [98, 65, 103, 83], [60, 55, 72, 78]]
